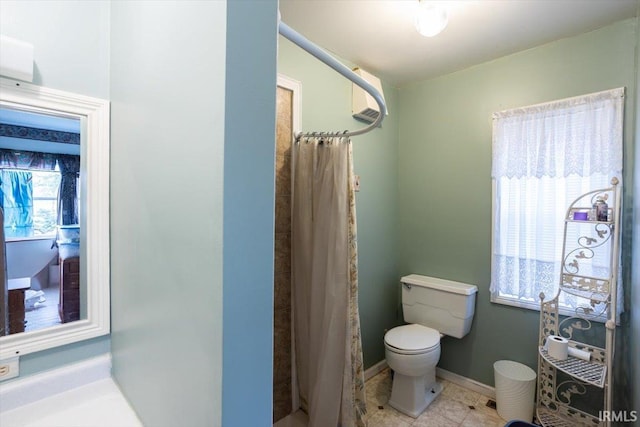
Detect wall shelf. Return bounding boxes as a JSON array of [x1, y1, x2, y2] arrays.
[[536, 178, 620, 427], [537, 405, 600, 427], [538, 346, 606, 388], [559, 274, 611, 303]]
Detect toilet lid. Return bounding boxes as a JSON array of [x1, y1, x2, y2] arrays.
[[384, 324, 440, 352]]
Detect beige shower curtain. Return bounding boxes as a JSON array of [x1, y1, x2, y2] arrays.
[[292, 136, 367, 427]]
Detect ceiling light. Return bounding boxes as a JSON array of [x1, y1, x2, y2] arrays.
[[415, 1, 448, 37]]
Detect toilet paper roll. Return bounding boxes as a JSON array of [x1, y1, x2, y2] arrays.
[[546, 335, 569, 360], [568, 347, 591, 361]]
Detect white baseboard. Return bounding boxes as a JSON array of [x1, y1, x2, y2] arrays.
[[436, 367, 495, 399], [364, 359, 388, 381], [0, 353, 111, 412]]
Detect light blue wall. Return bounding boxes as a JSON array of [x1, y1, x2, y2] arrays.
[[0, 0, 110, 99], [222, 1, 278, 425], [2, 2, 279, 424], [0, 0, 111, 377], [277, 37, 401, 368], [397, 18, 637, 409], [109, 2, 227, 425]]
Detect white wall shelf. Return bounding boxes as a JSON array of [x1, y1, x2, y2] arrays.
[[538, 346, 606, 388], [536, 178, 620, 427]]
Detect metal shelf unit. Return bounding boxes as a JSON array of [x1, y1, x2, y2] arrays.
[[538, 346, 606, 388], [536, 178, 620, 427]]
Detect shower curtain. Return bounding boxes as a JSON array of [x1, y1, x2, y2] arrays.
[[292, 136, 367, 427]]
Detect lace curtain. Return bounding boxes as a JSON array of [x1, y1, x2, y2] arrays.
[[490, 88, 624, 315]]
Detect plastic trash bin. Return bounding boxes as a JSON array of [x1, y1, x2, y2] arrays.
[[494, 360, 536, 422]]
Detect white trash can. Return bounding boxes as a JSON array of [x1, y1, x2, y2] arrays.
[[494, 360, 536, 422]]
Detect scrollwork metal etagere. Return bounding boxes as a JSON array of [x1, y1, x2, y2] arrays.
[[536, 178, 620, 427]]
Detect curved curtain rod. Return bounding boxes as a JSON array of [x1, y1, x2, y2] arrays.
[[278, 21, 387, 138]]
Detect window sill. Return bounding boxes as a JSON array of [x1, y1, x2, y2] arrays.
[[490, 294, 608, 324]]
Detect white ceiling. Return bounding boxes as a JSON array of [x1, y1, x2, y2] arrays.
[[279, 0, 638, 87]]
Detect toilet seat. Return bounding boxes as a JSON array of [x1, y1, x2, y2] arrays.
[[384, 324, 440, 355]]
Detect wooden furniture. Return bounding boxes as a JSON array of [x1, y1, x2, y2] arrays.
[[8, 277, 31, 334], [536, 178, 620, 427], [0, 217, 5, 336], [59, 255, 80, 323]]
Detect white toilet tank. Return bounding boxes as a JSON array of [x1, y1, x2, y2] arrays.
[[401, 274, 478, 338]]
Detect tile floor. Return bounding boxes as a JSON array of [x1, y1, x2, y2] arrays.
[[274, 367, 511, 427], [365, 368, 508, 427]]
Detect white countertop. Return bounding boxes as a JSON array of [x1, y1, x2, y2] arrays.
[[0, 378, 142, 427], [0, 355, 142, 427], [8, 277, 31, 291]]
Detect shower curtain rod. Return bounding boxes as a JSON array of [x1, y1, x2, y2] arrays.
[[278, 20, 387, 138]]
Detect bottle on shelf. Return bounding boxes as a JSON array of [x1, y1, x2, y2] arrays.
[[592, 195, 608, 221]]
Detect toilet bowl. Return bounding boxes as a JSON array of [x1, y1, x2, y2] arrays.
[[384, 324, 442, 417], [384, 275, 478, 418]]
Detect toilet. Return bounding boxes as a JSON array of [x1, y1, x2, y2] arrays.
[[384, 274, 478, 418]]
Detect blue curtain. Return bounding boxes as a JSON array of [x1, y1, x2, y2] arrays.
[[57, 154, 80, 225], [0, 149, 80, 236], [0, 170, 33, 238]]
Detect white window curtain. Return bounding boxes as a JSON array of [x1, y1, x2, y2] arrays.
[[490, 88, 624, 318]]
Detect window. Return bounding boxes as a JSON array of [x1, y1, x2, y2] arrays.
[[32, 169, 62, 236], [490, 88, 624, 318], [1, 168, 61, 239], [0, 149, 80, 240]]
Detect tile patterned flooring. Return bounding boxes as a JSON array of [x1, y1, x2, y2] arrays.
[[365, 368, 508, 427], [274, 367, 510, 427]]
